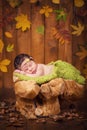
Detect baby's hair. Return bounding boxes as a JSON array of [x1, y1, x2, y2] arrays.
[[14, 53, 33, 69]]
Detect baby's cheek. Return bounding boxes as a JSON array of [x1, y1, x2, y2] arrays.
[[32, 64, 36, 68]]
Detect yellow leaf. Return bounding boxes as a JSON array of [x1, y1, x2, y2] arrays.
[[71, 22, 84, 36], [0, 59, 11, 72], [15, 14, 31, 31], [7, 0, 22, 8], [76, 46, 87, 60], [0, 59, 11, 65], [52, 0, 60, 4], [0, 39, 4, 53], [5, 32, 13, 38], [29, 0, 37, 3], [0, 65, 8, 72], [45, 12, 49, 17], [40, 6, 53, 17], [74, 0, 84, 7]]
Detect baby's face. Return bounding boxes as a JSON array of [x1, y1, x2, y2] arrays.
[[20, 58, 37, 74]]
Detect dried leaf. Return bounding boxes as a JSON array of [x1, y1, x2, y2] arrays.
[[0, 59, 11, 72], [40, 6, 53, 17], [15, 14, 31, 31], [29, 0, 37, 3], [0, 39, 4, 53], [36, 25, 44, 35], [6, 43, 14, 52], [5, 32, 13, 38], [7, 0, 22, 8], [74, 0, 84, 7], [82, 64, 87, 79], [54, 9, 67, 21], [0, 66, 8, 72], [51, 27, 71, 44], [52, 0, 60, 4], [71, 22, 84, 36], [1, 59, 11, 65], [76, 46, 87, 60]]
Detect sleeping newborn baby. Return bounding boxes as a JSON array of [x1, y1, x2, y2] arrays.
[[13, 53, 85, 85], [14, 53, 54, 77]]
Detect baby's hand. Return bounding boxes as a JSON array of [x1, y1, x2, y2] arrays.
[[14, 69, 20, 73], [14, 69, 25, 75]]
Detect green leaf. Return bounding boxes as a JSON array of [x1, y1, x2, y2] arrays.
[[6, 43, 14, 52], [55, 9, 67, 21], [36, 25, 44, 35]]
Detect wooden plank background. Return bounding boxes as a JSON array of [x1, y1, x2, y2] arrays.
[[0, 0, 86, 93]]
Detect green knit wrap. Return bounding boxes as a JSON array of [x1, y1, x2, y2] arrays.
[[52, 60, 85, 85], [13, 60, 85, 85], [13, 66, 58, 85]]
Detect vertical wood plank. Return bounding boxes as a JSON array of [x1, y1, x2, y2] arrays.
[[44, 1, 58, 64], [3, 24, 17, 88], [16, 0, 31, 55], [58, 0, 73, 63], [72, 33, 86, 71], [31, 3, 45, 63], [0, 0, 3, 88], [72, 12, 87, 71], [2, 0, 17, 88]]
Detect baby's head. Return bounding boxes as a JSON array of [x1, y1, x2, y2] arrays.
[[14, 53, 33, 69]]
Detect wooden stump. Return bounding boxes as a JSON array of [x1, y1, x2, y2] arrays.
[[16, 96, 37, 119], [35, 97, 60, 116], [14, 78, 84, 119], [14, 80, 40, 99]]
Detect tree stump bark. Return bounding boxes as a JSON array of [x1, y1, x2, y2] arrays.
[[35, 97, 60, 116], [14, 78, 84, 119]]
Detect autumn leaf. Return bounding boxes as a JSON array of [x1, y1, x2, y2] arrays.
[[52, 0, 60, 4], [0, 59, 11, 72], [15, 14, 31, 31], [6, 44, 14, 52], [7, 0, 22, 8], [71, 22, 84, 36], [5, 32, 13, 38], [0, 39, 4, 53], [29, 0, 37, 3], [36, 25, 44, 35], [74, 0, 84, 7], [51, 27, 71, 44], [54, 9, 67, 21], [40, 6, 53, 17], [82, 64, 87, 79], [76, 46, 87, 60]]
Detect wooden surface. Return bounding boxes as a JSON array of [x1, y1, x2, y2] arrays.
[[0, 119, 87, 130], [0, 84, 87, 130], [0, 0, 87, 92], [0, 97, 87, 130]]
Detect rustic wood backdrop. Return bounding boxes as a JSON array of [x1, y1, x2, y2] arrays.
[[0, 0, 87, 97]]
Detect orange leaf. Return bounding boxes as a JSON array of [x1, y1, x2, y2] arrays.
[[0, 39, 4, 53], [51, 27, 71, 44], [76, 46, 87, 60]]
